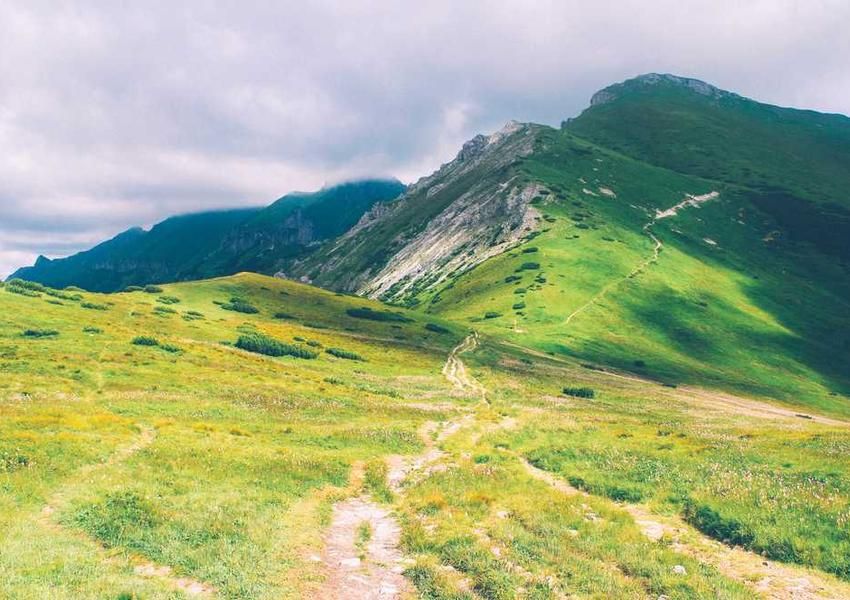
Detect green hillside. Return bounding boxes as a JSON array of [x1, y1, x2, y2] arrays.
[[298, 75, 850, 410], [3, 275, 850, 598]]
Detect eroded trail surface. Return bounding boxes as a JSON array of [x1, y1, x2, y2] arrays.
[[521, 457, 850, 600], [319, 495, 410, 599], [442, 332, 487, 401], [316, 335, 486, 599]]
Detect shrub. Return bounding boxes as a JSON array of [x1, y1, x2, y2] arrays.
[[273, 312, 295, 320], [563, 386, 595, 398], [504, 275, 522, 283], [123, 285, 144, 292], [131, 336, 159, 347], [516, 262, 540, 271], [235, 333, 318, 359], [22, 328, 59, 338], [326, 347, 365, 361], [514, 287, 527, 294], [512, 302, 526, 310], [522, 246, 539, 253], [221, 299, 259, 314], [484, 311, 502, 319], [153, 305, 176, 315], [157, 295, 180, 305], [6, 279, 45, 292], [183, 310, 204, 321], [82, 326, 103, 334], [306, 340, 322, 348], [81, 302, 108, 311], [346, 307, 412, 323], [160, 343, 182, 354], [45, 288, 83, 301], [425, 323, 449, 334], [5, 284, 41, 297], [633, 359, 646, 368], [64, 286, 85, 292], [143, 285, 163, 294]]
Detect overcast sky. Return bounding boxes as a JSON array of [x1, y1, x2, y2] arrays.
[[2, 0, 849, 278]]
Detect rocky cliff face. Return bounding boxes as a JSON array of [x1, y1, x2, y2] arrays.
[[292, 122, 545, 304]]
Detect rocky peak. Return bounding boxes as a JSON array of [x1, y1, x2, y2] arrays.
[[590, 73, 736, 106]]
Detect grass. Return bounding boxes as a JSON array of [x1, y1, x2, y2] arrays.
[[2, 272, 850, 597], [0, 273, 461, 599]]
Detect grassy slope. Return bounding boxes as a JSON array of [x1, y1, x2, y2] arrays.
[[420, 129, 850, 414], [0, 274, 464, 598], [3, 276, 850, 597]]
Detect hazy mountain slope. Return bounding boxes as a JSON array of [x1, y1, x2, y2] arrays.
[[11, 179, 404, 292], [11, 209, 260, 292]]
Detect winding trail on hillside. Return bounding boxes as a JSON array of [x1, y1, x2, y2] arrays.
[[315, 335, 485, 599], [520, 457, 850, 599], [37, 425, 217, 597], [442, 332, 488, 402], [563, 192, 715, 327]]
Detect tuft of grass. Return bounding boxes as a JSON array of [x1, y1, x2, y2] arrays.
[[131, 336, 159, 347]]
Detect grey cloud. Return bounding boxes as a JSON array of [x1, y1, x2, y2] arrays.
[[2, 0, 849, 278]]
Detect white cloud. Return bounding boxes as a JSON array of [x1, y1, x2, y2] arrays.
[[1, 0, 849, 278]]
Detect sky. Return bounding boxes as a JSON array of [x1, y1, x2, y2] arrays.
[[2, 0, 849, 279]]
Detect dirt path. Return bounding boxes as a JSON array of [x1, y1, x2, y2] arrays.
[[564, 192, 716, 327], [442, 332, 488, 401], [520, 457, 850, 599], [37, 424, 217, 597], [315, 336, 486, 599], [319, 495, 411, 599]]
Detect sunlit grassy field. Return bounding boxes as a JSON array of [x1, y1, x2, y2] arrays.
[[3, 273, 850, 599]]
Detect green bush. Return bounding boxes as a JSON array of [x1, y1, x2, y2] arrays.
[[425, 323, 449, 334], [5, 283, 41, 297], [123, 285, 144, 292], [82, 326, 103, 334], [513, 302, 526, 310], [143, 285, 163, 294], [326, 347, 364, 361], [346, 307, 412, 323], [81, 302, 108, 311], [504, 275, 522, 283], [522, 246, 539, 253], [516, 262, 540, 271], [157, 295, 180, 305], [221, 299, 259, 314], [183, 310, 204, 321], [160, 343, 182, 354], [153, 305, 176, 315], [484, 311, 502, 319], [563, 386, 595, 398], [22, 328, 59, 338], [273, 312, 295, 320], [235, 333, 317, 359], [131, 336, 159, 347]]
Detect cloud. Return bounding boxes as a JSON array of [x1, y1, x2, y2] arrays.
[[1, 0, 849, 278]]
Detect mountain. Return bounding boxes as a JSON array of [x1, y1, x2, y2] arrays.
[[291, 74, 850, 406], [11, 179, 405, 292]]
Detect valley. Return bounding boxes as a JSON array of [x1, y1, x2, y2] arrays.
[[3, 73, 850, 599]]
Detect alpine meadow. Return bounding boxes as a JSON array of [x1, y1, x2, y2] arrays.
[[3, 15, 850, 600]]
